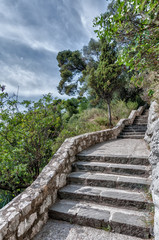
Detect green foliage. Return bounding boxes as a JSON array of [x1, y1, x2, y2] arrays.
[[95, 116, 108, 126], [83, 38, 101, 64], [101, 225, 111, 232], [62, 97, 89, 122], [57, 39, 102, 96], [88, 41, 123, 126], [94, 0, 159, 86], [52, 101, 137, 155], [0, 92, 63, 195], [111, 100, 138, 121], [52, 108, 108, 154], [63, 98, 79, 119], [78, 97, 89, 113], [57, 50, 86, 95], [0, 190, 13, 208]]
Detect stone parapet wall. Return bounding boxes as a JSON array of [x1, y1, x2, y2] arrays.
[[0, 106, 145, 240], [145, 101, 159, 239]]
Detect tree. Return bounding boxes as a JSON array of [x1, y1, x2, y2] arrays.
[[94, 0, 159, 88], [57, 39, 101, 96], [63, 98, 79, 119], [83, 38, 101, 64], [0, 92, 63, 196], [88, 41, 122, 126], [57, 50, 86, 95]]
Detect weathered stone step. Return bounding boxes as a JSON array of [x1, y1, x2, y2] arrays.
[[59, 184, 152, 210], [134, 116, 148, 119], [135, 116, 148, 119], [135, 118, 148, 122], [121, 132, 146, 135], [123, 129, 146, 132], [136, 115, 148, 119], [124, 125, 147, 130], [68, 172, 151, 190], [132, 123, 147, 126], [49, 199, 151, 239], [77, 155, 150, 166], [118, 135, 145, 139], [133, 121, 148, 125], [73, 161, 150, 177]]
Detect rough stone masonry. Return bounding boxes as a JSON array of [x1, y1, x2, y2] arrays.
[[145, 101, 159, 240]]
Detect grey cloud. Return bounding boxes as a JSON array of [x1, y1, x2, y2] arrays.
[[0, 0, 108, 100]]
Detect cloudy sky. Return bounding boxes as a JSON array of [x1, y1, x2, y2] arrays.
[[0, 0, 108, 100]]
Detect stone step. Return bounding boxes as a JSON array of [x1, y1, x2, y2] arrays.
[[49, 199, 151, 239], [118, 135, 144, 139], [77, 155, 150, 166], [121, 132, 146, 135], [124, 125, 147, 130], [121, 128, 146, 134], [68, 172, 151, 190], [142, 113, 149, 116], [73, 161, 150, 177], [136, 115, 148, 118], [132, 123, 147, 126], [135, 118, 148, 121], [59, 184, 152, 210], [118, 135, 145, 139], [133, 121, 148, 124], [121, 128, 147, 134], [135, 116, 148, 119], [123, 129, 146, 132]]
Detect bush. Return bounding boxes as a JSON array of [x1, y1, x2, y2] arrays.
[[111, 100, 138, 121], [95, 116, 108, 126], [0, 190, 13, 208], [52, 108, 107, 155], [0, 93, 63, 196]]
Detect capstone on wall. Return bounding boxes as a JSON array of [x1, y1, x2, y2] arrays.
[[0, 106, 145, 240]]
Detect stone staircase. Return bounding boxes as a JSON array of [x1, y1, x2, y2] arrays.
[[118, 109, 148, 139], [48, 110, 152, 239]]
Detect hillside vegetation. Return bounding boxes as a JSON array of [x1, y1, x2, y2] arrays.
[[52, 100, 138, 155], [0, 91, 139, 208]]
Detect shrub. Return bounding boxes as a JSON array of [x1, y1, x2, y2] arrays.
[[0, 93, 63, 196], [95, 116, 108, 126], [111, 100, 138, 121]]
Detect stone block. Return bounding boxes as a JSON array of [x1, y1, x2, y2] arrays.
[[78, 145, 82, 152], [57, 173, 67, 189], [40, 195, 52, 215], [30, 218, 44, 239], [8, 211, 20, 232], [0, 218, 8, 238], [19, 201, 32, 216], [18, 212, 37, 237], [9, 235, 16, 240], [52, 189, 57, 204]]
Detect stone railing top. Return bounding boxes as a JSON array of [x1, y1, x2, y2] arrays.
[[0, 105, 146, 240]]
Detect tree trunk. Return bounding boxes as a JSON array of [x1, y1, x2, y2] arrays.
[[107, 101, 112, 127]]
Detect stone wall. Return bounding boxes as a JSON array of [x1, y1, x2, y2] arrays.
[[145, 101, 159, 239], [0, 106, 145, 240]]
